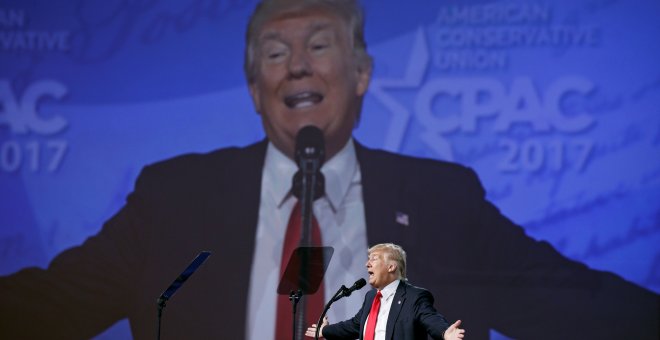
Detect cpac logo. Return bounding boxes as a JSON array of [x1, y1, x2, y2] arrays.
[[370, 29, 597, 172], [0, 80, 68, 135], [414, 76, 596, 134], [0, 80, 68, 173]]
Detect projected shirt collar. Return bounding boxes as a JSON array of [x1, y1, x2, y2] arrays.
[[264, 138, 358, 212]]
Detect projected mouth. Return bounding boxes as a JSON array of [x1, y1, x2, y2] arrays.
[[284, 91, 324, 109]]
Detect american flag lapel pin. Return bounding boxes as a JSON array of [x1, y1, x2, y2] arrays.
[[395, 211, 409, 226]]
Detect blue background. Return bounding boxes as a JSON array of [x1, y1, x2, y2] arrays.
[[1, 0, 659, 338]]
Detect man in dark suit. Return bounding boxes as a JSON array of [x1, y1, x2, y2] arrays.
[[0, 0, 658, 339], [306, 243, 465, 340]]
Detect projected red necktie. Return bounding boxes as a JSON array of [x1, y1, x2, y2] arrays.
[[275, 201, 325, 340], [364, 290, 382, 340]]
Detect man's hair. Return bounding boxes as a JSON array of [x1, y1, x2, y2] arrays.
[[244, 0, 373, 83], [369, 243, 407, 280]]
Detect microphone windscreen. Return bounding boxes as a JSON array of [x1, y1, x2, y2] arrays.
[[355, 278, 367, 289], [295, 125, 325, 165]]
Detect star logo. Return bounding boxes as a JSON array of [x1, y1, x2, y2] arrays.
[[368, 28, 455, 161]]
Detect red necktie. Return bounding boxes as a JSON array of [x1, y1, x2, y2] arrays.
[[275, 201, 325, 340], [364, 290, 382, 340]]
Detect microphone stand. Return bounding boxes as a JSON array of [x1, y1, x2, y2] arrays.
[[157, 300, 164, 340], [294, 126, 325, 249], [292, 166, 321, 340], [298, 150, 322, 245], [293, 126, 325, 340], [289, 289, 303, 340], [314, 285, 350, 340]]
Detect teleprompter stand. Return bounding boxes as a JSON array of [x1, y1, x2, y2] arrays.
[[277, 246, 333, 340], [155, 251, 211, 340]]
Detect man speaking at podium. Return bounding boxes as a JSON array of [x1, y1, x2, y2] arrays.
[[0, 0, 658, 339], [307, 243, 466, 340]]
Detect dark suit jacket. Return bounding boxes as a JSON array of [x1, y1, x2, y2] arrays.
[[1, 140, 658, 339], [323, 280, 450, 340]]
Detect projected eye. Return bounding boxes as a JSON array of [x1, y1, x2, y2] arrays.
[[309, 32, 332, 54], [268, 51, 284, 59], [261, 41, 288, 63], [311, 43, 328, 51]]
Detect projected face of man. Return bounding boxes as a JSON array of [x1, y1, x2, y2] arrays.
[[248, 4, 371, 161]]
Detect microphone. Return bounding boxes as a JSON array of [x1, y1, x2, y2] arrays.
[[292, 125, 325, 201], [315, 278, 367, 340], [295, 125, 325, 165], [341, 278, 367, 297]]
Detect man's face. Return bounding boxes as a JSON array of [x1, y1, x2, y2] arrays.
[[365, 250, 396, 290], [248, 6, 371, 160]]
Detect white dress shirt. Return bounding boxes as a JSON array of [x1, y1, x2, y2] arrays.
[[364, 280, 400, 340], [246, 139, 369, 339]]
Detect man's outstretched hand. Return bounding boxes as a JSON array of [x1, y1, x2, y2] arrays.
[[304, 316, 329, 338], [444, 320, 466, 340]]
